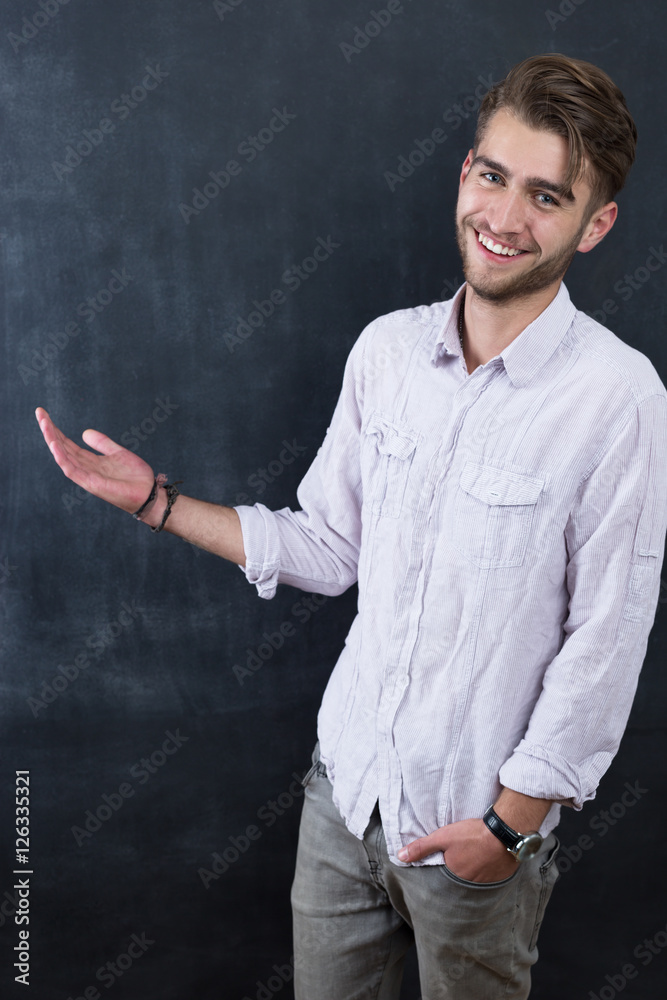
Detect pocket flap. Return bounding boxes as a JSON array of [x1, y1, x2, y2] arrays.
[[459, 462, 544, 506], [365, 412, 418, 460]]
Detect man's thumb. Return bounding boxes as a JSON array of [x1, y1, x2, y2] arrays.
[[397, 835, 440, 863]]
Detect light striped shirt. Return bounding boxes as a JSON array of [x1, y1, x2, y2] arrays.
[[234, 281, 667, 865]]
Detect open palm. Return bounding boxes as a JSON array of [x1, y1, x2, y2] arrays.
[[35, 407, 155, 515]]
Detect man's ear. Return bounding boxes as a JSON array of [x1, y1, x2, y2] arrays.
[[577, 201, 618, 254], [459, 149, 475, 191]]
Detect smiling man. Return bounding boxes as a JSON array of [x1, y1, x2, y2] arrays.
[[36, 54, 667, 999], [454, 100, 619, 376], [457, 111, 604, 296]]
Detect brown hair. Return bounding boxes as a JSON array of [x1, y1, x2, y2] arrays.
[[474, 54, 637, 217]]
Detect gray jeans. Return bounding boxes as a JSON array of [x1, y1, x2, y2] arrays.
[[291, 742, 560, 1000]]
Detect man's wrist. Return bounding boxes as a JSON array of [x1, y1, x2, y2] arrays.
[[483, 805, 544, 862], [479, 817, 513, 857], [491, 786, 553, 835], [139, 487, 168, 529]]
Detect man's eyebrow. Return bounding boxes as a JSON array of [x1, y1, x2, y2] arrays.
[[470, 155, 576, 202]]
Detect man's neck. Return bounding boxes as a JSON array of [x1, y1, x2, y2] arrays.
[[460, 281, 561, 375]]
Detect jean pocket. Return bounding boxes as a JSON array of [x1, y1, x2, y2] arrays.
[[361, 410, 420, 518], [452, 461, 544, 569], [438, 860, 520, 890]]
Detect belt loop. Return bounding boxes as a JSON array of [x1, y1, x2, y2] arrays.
[[299, 740, 326, 787]]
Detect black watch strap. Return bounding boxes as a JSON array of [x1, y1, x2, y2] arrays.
[[483, 805, 522, 851]]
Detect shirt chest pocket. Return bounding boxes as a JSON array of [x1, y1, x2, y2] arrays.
[[361, 411, 420, 518], [452, 462, 545, 568]]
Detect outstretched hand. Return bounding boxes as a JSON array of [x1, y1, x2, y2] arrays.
[[35, 407, 155, 515]]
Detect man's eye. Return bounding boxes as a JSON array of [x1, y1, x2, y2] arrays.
[[483, 172, 501, 183], [537, 193, 558, 206]]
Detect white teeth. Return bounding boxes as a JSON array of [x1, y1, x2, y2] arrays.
[[477, 231, 524, 256]]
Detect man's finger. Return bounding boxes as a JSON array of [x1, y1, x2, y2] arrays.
[[81, 428, 124, 456], [36, 408, 77, 459], [397, 831, 447, 863], [36, 411, 117, 469], [35, 407, 58, 447], [35, 409, 96, 484]]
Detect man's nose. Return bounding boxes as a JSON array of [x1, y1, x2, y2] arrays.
[[486, 189, 527, 237]]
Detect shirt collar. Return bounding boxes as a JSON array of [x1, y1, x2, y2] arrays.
[[430, 281, 577, 388]]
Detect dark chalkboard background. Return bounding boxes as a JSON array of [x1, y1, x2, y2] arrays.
[[2, 1, 667, 997]]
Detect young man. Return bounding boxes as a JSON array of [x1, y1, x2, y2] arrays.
[[36, 54, 667, 998]]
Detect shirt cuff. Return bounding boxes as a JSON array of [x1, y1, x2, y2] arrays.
[[233, 503, 281, 600], [498, 740, 597, 812]]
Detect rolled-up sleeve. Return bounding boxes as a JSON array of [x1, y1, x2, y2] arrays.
[[233, 324, 370, 600], [499, 392, 667, 808]]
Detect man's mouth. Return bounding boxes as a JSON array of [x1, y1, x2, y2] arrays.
[[475, 230, 529, 257]]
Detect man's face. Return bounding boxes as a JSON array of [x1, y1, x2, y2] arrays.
[[455, 108, 603, 304]]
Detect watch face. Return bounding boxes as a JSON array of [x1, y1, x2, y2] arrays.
[[515, 833, 543, 862]]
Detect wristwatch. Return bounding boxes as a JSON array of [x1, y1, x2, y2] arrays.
[[483, 805, 543, 862]]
